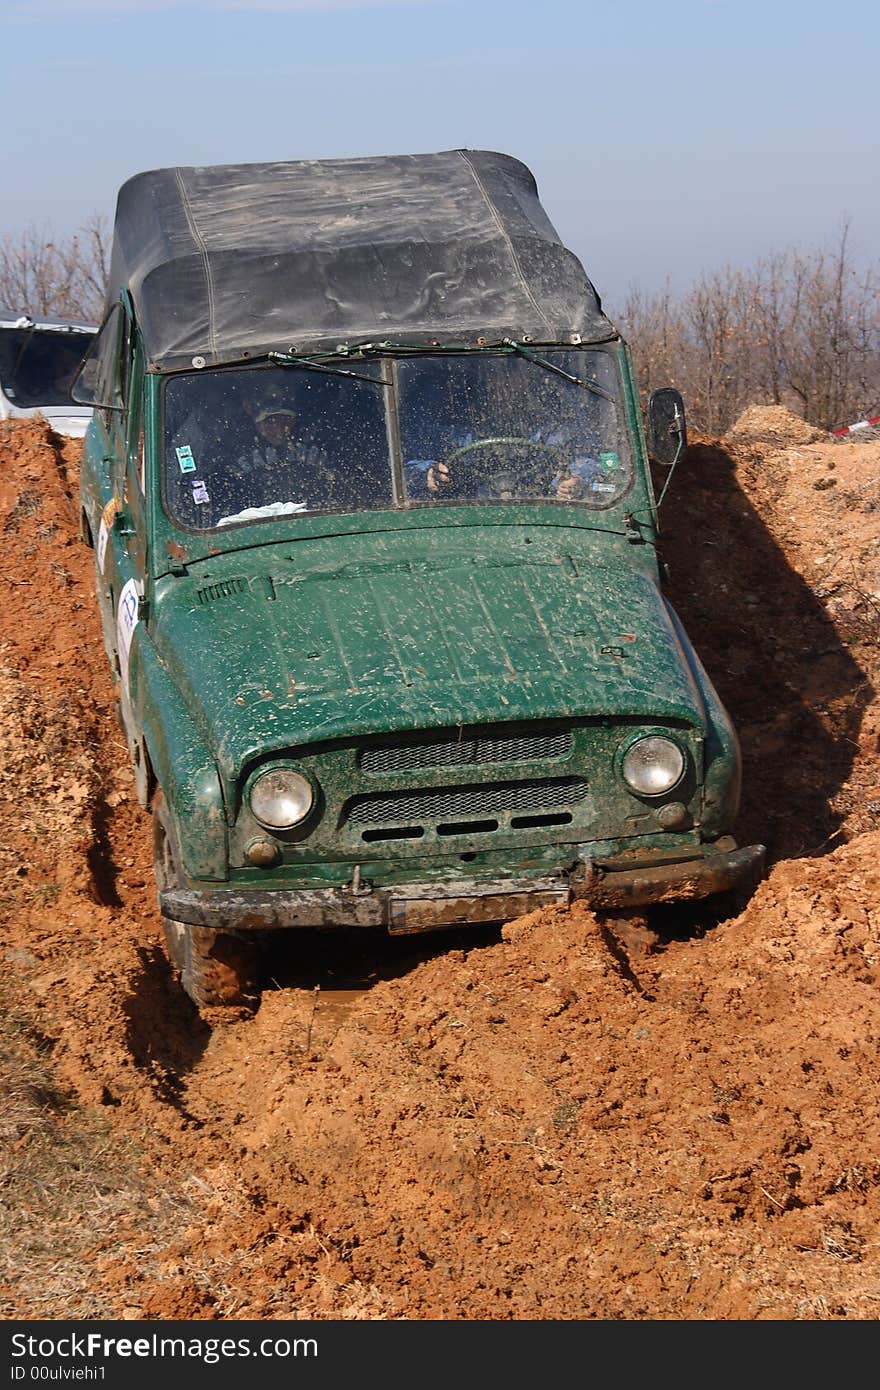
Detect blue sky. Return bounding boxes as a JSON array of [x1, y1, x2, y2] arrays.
[[1, 0, 877, 312]]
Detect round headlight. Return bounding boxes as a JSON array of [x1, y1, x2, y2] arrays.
[[621, 736, 685, 797], [249, 768, 314, 828]]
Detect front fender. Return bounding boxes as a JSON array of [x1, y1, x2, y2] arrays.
[[129, 627, 228, 882], [664, 599, 742, 836]]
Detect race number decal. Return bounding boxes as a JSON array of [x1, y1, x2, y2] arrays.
[[116, 577, 143, 685], [96, 497, 119, 574]]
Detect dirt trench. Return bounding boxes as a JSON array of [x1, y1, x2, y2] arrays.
[[1, 410, 879, 1320]]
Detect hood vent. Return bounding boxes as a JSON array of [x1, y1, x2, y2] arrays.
[[196, 576, 248, 605]]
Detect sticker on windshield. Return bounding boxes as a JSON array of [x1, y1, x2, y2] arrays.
[[96, 497, 119, 575], [176, 445, 196, 473], [116, 576, 143, 687], [599, 451, 620, 472], [191, 480, 210, 505]]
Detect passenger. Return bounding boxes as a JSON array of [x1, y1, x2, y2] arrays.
[[232, 396, 337, 513], [165, 371, 392, 528]]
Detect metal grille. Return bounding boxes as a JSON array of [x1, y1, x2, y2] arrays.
[[360, 728, 573, 774], [346, 777, 589, 828]]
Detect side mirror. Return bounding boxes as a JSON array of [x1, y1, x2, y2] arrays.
[[647, 387, 687, 466]]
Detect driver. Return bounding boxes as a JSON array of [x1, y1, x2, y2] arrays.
[[405, 430, 587, 502]]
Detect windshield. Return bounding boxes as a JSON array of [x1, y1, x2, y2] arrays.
[[0, 328, 95, 408], [397, 349, 630, 506], [163, 363, 390, 530], [162, 348, 632, 532]]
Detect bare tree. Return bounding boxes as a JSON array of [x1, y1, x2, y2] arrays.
[[618, 280, 686, 407], [0, 214, 110, 323], [748, 250, 797, 408], [780, 225, 879, 430], [681, 268, 752, 434], [614, 228, 879, 436]]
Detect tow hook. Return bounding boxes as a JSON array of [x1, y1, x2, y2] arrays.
[[347, 864, 372, 897]]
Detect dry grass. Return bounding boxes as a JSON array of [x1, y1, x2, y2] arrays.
[[0, 984, 198, 1319]]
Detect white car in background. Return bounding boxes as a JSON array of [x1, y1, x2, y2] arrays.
[[0, 312, 97, 438]]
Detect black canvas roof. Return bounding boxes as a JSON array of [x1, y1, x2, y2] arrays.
[[107, 149, 616, 371]]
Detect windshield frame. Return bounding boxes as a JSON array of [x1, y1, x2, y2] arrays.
[[157, 344, 635, 538]]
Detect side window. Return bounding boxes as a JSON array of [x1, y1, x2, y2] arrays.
[[124, 337, 146, 511], [71, 304, 129, 415], [119, 317, 133, 412]]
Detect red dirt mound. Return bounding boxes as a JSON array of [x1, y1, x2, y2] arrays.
[[1, 416, 878, 1319]]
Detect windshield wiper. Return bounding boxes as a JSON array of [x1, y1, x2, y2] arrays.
[[502, 339, 616, 402], [268, 351, 388, 386], [330, 337, 617, 402]]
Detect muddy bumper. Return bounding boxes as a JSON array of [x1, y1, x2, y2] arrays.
[[159, 843, 765, 934], [580, 842, 766, 909]]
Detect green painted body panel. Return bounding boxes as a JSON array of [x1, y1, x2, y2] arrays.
[[80, 331, 746, 902], [128, 627, 228, 880], [151, 531, 703, 771]]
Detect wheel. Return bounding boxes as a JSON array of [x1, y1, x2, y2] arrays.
[[440, 436, 565, 499], [161, 917, 260, 1009], [152, 790, 261, 1008]]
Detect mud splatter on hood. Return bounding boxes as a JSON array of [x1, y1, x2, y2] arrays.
[[151, 543, 707, 779]]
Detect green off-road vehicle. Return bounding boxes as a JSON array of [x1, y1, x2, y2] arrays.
[[74, 149, 764, 1007]]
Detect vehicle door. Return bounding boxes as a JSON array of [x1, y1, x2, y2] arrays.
[[74, 301, 144, 683]]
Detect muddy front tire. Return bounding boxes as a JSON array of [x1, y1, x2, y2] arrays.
[[161, 917, 261, 1008], [153, 790, 261, 1009]]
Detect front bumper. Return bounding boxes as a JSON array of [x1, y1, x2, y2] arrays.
[[159, 842, 766, 934]]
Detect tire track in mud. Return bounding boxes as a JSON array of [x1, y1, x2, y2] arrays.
[[4, 416, 880, 1320]]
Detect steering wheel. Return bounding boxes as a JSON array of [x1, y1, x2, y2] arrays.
[[439, 436, 566, 500]]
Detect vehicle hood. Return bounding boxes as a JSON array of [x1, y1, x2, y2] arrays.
[[150, 541, 708, 780]]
